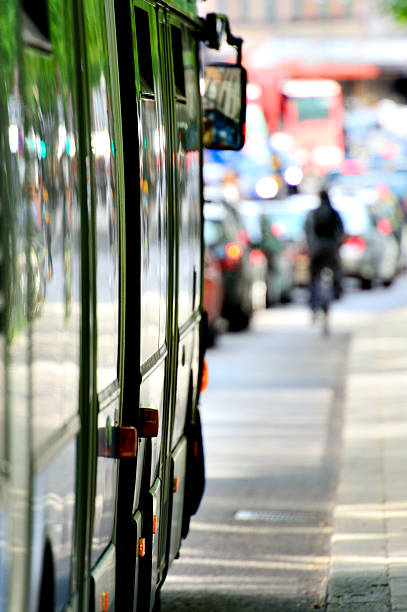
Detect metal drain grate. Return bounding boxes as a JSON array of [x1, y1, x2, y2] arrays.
[[234, 509, 327, 525]]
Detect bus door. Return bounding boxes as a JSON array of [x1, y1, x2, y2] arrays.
[[162, 12, 202, 566], [81, 0, 124, 609], [126, 2, 170, 609]]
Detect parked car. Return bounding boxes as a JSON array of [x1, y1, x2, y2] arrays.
[[203, 201, 267, 331], [203, 245, 224, 347], [329, 187, 400, 288], [259, 194, 319, 288], [237, 199, 296, 304]]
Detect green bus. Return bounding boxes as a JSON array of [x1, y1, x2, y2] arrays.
[[0, 1, 245, 611]]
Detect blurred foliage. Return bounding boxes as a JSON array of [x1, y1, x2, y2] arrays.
[[0, 1, 17, 95], [385, 0, 407, 22]]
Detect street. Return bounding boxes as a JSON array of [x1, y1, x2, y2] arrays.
[[161, 273, 407, 611]]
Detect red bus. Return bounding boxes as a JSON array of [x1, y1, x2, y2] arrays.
[[280, 79, 345, 176]]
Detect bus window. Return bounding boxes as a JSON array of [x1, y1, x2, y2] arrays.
[[173, 24, 201, 329], [134, 6, 154, 94], [133, 4, 166, 364], [22, 0, 50, 41], [82, 0, 122, 572], [171, 25, 186, 99], [88, 21, 119, 395]]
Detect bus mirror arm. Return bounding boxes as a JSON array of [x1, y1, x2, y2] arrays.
[[200, 13, 243, 65]]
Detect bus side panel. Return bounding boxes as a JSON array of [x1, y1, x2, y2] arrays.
[[0, 83, 7, 600], [168, 436, 187, 564], [92, 399, 119, 566], [0, 3, 20, 609], [20, 3, 83, 610], [172, 329, 195, 447], [139, 363, 166, 488], [30, 441, 77, 610]]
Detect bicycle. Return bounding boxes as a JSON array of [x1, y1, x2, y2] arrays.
[[311, 266, 335, 335]]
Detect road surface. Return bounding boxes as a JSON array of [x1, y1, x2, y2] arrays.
[[161, 275, 407, 611]]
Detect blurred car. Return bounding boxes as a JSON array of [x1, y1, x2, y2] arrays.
[[259, 193, 319, 288], [329, 187, 400, 288], [326, 165, 407, 272], [203, 101, 303, 205], [203, 245, 224, 347], [237, 199, 296, 304], [203, 201, 267, 331]]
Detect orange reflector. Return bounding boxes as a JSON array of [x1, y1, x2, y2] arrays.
[[139, 408, 159, 438], [119, 427, 138, 458], [200, 359, 209, 392], [153, 515, 158, 535], [173, 477, 178, 493], [98, 425, 137, 458], [98, 591, 108, 612], [139, 538, 146, 558]]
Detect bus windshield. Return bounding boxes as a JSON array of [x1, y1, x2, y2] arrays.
[[293, 96, 330, 121]]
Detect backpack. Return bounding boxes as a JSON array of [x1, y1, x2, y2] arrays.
[[305, 205, 343, 258]]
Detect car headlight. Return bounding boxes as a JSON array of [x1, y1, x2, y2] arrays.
[[255, 176, 279, 199], [312, 146, 343, 167]]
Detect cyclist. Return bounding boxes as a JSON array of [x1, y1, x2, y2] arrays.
[[304, 189, 345, 325]]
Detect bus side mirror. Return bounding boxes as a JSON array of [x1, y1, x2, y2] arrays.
[[202, 62, 247, 151]]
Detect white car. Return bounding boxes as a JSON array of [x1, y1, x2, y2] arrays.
[[330, 190, 399, 289]]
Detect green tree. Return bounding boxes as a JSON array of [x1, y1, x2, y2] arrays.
[[386, 0, 407, 22]]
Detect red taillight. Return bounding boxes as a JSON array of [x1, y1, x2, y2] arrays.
[[249, 248, 266, 266], [377, 218, 392, 236], [345, 236, 366, 253], [236, 228, 250, 245], [222, 242, 243, 269], [271, 221, 286, 237]]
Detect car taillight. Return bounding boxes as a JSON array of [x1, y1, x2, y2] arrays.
[[270, 221, 286, 237], [223, 241, 243, 270], [236, 228, 250, 245], [345, 236, 366, 253], [297, 247, 309, 256], [377, 218, 392, 236], [249, 248, 266, 266]]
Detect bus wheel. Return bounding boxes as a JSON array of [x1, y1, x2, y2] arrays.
[[228, 308, 250, 332], [152, 588, 161, 612], [37, 543, 54, 612], [360, 277, 372, 290]]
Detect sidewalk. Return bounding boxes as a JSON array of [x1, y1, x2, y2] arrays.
[[327, 305, 407, 611]]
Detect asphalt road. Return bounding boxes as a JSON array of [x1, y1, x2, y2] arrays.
[[160, 274, 407, 612]]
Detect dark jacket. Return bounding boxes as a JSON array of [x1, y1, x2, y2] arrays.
[[305, 197, 344, 259]]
